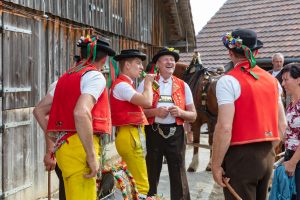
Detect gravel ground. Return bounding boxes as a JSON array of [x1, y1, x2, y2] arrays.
[[157, 134, 224, 200], [39, 134, 225, 200]]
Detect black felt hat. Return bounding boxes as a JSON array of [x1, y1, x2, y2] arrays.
[[152, 47, 180, 63], [77, 35, 116, 56], [113, 49, 147, 61], [223, 29, 263, 54]]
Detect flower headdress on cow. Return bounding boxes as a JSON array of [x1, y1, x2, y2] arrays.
[[222, 29, 263, 79]]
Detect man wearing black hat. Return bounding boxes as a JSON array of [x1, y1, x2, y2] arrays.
[[35, 35, 116, 200], [137, 47, 197, 200], [211, 29, 286, 200], [110, 49, 155, 198]]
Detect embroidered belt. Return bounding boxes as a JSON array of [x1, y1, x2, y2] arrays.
[[52, 132, 75, 156]]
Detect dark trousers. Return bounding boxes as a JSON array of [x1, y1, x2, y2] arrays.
[[222, 142, 274, 200], [55, 164, 66, 200], [285, 149, 300, 200], [145, 124, 190, 200]]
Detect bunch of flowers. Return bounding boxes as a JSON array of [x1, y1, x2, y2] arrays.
[[222, 32, 243, 49], [76, 35, 95, 46]]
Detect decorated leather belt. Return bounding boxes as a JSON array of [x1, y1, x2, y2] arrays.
[[152, 123, 178, 139]]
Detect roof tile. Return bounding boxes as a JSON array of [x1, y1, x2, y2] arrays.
[[180, 0, 300, 67]]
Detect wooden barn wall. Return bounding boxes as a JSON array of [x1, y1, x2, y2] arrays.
[[3, 0, 168, 47], [0, 4, 161, 199]]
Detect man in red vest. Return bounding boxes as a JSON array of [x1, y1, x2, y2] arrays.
[[110, 49, 155, 199], [33, 59, 82, 200], [42, 35, 115, 200], [211, 29, 287, 200], [137, 47, 197, 200]]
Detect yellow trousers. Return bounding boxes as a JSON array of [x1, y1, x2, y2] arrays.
[[56, 134, 100, 200], [115, 125, 149, 195]]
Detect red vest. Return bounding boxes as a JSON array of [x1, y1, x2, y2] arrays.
[[110, 74, 148, 126], [47, 65, 111, 134], [227, 61, 279, 145], [147, 75, 186, 125]]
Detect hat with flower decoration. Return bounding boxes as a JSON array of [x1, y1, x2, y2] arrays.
[[76, 35, 116, 57], [152, 47, 180, 63], [222, 29, 263, 79], [222, 29, 263, 54], [68, 35, 116, 75]]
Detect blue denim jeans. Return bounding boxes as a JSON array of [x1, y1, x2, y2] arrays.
[[285, 149, 300, 200]]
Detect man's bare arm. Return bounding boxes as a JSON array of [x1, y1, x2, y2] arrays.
[[130, 75, 154, 108], [212, 103, 235, 187], [74, 94, 98, 178], [33, 93, 56, 170], [33, 94, 54, 151]]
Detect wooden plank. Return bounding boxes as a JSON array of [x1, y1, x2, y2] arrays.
[[2, 108, 34, 200], [137, 0, 141, 41], [61, 26, 67, 74], [65, 26, 70, 71], [148, 0, 153, 44], [68, 0, 73, 21], [76, 0, 82, 23], [107, 0, 111, 32], [82, 0, 88, 25], [0, 7, 2, 197], [97, 0, 101, 29], [0, 6, 2, 93], [61, 0, 66, 19], [92, 0, 96, 28], [1, 13, 34, 111], [34, 0, 41, 11], [118, 0, 122, 34], [62, 0, 69, 19], [47, 21, 54, 84], [119, 0, 122, 35], [0, 131, 2, 195], [53, 17, 59, 81], [70, 27, 76, 66], [111, 0, 115, 33]]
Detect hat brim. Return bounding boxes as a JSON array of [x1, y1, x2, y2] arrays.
[[152, 51, 179, 63], [113, 54, 147, 61], [252, 39, 263, 50], [79, 44, 116, 56], [96, 45, 116, 56]]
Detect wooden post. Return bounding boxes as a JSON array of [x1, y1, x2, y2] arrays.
[[222, 177, 242, 200], [48, 171, 51, 200]]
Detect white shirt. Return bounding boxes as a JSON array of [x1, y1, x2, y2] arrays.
[[216, 75, 282, 105], [113, 75, 137, 101], [49, 71, 106, 100], [272, 70, 281, 77], [137, 76, 193, 124], [47, 81, 58, 95]]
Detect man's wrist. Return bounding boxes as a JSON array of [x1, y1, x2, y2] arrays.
[[86, 151, 97, 160], [46, 147, 53, 153], [211, 162, 222, 170]]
